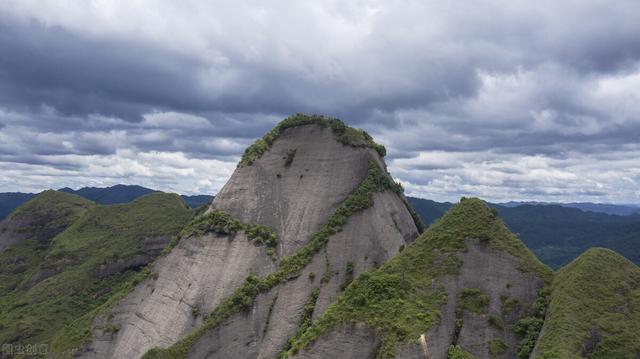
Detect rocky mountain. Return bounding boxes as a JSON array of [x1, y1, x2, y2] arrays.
[[71, 114, 422, 359], [283, 198, 552, 359], [3, 189, 637, 270], [1, 114, 639, 359]]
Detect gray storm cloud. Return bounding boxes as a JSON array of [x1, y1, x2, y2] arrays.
[[0, 0, 638, 202]]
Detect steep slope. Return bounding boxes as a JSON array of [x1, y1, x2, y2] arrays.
[[0, 193, 192, 354], [76, 114, 422, 359], [532, 248, 640, 358], [284, 198, 552, 359]]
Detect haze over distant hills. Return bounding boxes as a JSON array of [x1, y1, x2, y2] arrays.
[[1, 184, 639, 269], [2, 186, 638, 221], [0, 185, 213, 220], [499, 201, 640, 216]]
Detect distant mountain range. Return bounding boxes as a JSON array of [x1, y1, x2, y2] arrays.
[[0, 185, 213, 221], [499, 200, 640, 216], [1, 185, 639, 269]]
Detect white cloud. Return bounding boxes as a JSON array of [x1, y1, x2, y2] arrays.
[[1, 1, 639, 203]]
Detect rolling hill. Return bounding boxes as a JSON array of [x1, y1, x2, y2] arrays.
[[408, 197, 640, 269]]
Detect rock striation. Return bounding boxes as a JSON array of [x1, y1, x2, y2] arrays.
[[286, 198, 552, 359], [78, 114, 421, 359]]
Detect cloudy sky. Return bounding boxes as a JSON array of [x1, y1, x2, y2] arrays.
[[1, 1, 639, 203]]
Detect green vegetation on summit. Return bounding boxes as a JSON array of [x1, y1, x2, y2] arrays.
[[407, 197, 640, 269], [534, 248, 640, 358], [282, 198, 552, 358], [0, 193, 193, 356], [238, 113, 387, 167], [0, 191, 94, 294]]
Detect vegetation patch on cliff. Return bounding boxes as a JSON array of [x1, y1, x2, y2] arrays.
[[179, 209, 279, 252], [458, 288, 489, 314], [448, 344, 477, 359], [238, 113, 386, 167]]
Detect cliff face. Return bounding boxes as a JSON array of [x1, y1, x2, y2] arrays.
[[79, 115, 421, 359], [285, 198, 552, 359], [414, 239, 546, 359]]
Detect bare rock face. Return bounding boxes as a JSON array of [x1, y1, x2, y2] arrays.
[[416, 239, 544, 359], [287, 199, 551, 359], [79, 122, 420, 359], [290, 239, 545, 359], [284, 323, 380, 359], [186, 190, 418, 359]]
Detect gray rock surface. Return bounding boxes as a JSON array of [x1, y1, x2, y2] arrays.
[[79, 124, 419, 358], [298, 239, 544, 359], [421, 239, 543, 359], [186, 189, 419, 358], [289, 323, 380, 359]]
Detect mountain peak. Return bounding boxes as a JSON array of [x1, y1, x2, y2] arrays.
[[238, 113, 386, 167], [533, 247, 640, 358], [0, 190, 93, 251]]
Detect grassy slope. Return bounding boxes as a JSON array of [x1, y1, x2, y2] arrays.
[[407, 197, 640, 269], [0, 191, 94, 294], [0, 193, 193, 356], [284, 198, 552, 358], [2, 190, 94, 242], [534, 248, 640, 359]]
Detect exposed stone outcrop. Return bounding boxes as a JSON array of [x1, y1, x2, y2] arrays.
[[415, 239, 544, 359], [287, 198, 551, 359], [79, 117, 421, 359], [185, 189, 417, 358]]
